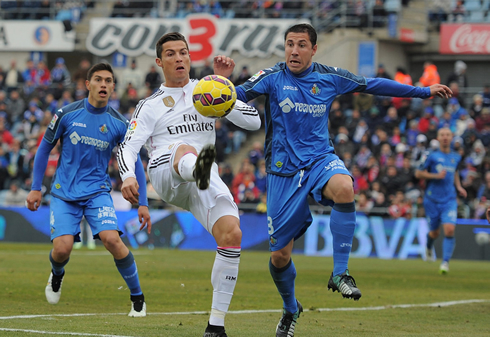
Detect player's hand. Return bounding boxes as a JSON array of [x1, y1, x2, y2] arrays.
[[457, 186, 467, 198], [436, 170, 447, 179], [26, 190, 42, 211], [486, 206, 490, 224], [429, 84, 453, 99], [138, 205, 152, 234], [121, 177, 140, 204], [213, 55, 235, 79]]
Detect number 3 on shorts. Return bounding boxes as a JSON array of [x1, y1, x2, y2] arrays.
[[267, 216, 274, 235]]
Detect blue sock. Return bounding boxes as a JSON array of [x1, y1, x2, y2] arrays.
[[426, 233, 435, 249], [442, 236, 455, 263], [330, 202, 356, 276], [49, 249, 69, 276], [115, 251, 142, 296], [269, 258, 297, 314]]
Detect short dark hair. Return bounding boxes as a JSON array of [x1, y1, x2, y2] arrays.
[[284, 23, 317, 46], [87, 63, 114, 81], [156, 32, 189, 59]]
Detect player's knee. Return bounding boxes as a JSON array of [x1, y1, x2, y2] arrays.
[[220, 223, 242, 247], [333, 182, 354, 203], [53, 247, 71, 261], [270, 251, 291, 268], [100, 234, 121, 250]]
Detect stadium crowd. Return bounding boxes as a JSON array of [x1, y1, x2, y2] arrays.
[[0, 56, 489, 221]]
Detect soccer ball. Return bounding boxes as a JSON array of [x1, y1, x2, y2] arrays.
[[192, 75, 236, 119]]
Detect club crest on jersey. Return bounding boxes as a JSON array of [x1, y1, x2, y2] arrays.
[[99, 124, 108, 134], [129, 120, 137, 130], [310, 83, 321, 95], [48, 114, 58, 130], [270, 236, 277, 245], [163, 96, 175, 107]]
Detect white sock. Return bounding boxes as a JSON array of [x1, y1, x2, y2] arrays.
[[178, 153, 197, 182], [209, 247, 241, 326]]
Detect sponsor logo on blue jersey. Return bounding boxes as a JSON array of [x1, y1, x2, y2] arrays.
[[278, 97, 327, 117], [72, 122, 87, 128], [69, 131, 109, 151]]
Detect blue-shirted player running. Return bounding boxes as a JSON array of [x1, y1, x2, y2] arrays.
[[26, 63, 152, 317], [415, 127, 466, 274], [217, 23, 453, 337]]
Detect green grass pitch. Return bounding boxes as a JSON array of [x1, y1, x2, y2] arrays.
[[1, 242, 489, 336]]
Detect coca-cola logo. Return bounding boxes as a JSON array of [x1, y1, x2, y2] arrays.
[[442, 24, 490, 54]]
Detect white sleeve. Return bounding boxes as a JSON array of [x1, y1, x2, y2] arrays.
[[224, 99, 261, 131], [117, 101, 156, 181]]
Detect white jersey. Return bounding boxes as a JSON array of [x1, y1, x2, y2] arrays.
[[117, 79, 261, 181]]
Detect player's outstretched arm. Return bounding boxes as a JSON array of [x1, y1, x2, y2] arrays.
[[429, 84, 453, 99], [225, 100, 261, 131], [415, 169, 447, 180], [213, 55, 235, 79]]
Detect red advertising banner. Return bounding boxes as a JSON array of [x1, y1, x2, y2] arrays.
[[440, 23, 490, 54]]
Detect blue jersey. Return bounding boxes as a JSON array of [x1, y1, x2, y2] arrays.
[[237, 62, 431, 176], [418, 150, 461, 203], [43, 98, 129, 201]]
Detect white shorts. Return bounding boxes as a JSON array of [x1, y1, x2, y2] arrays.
[[148, 142, 239, 234]]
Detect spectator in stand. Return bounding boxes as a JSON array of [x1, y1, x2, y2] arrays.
[[0, 118, 14, 147], [452, 0, 465, 22], [4, 180, 29, 206], [351, 165, 369, 194], [234, 65, 251, 86], [446, 60, 468, 92], [375, 64, 392, 80], [461, 120, 479, 150], [475, 107, 490, 133], [372, 0, 387, 27], [22, 60, 38, 97], [388, 190, 411, 219], [455, 110, 474, 137], [35, 60, 51, 87], [353, 92, 374, 117], [232, 159, 258, 204], [469, 93, 484, 119], [365, 156, 380, 183], [144, 65, 162, 93], [199, 58, 214, 78], [438, 110, 456, 133], [372, 191, 389, 210], [480, 84, 490, 108], [418, 106, 437, 133], [378, 142, 392, 167], [57, 90, 74, 109], [381, 165, 404, 198], [346, 109, 362, 139], [406, 119, 419, 147], [73, 79, 88, 101], [335, 133, 356, 160], [356, 191, 373, 213], [393, 67, 412, 109], [4, 60, 24, 94], [21, 102, 43, 142], [354, 144, 371, 169], [468, 139, 486, 169], [419, 61, 440, 88], [6, 138, 28, 183], [255, 159, 267, 194], [399, 156, 416, 192], [329, 101, 346, 135], [73, 58, 91, 83], [248, 141, 264, 169], [43, 93, 58, 115], [383, 106, 401, 134], [215, 118, 230, 162], [219, 163, 234, 191], [121, 59, 145, 96], [366, 106, 382, 131], [50, 58, 71, 87]]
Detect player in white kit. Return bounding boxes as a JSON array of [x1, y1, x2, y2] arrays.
[[116, 32, 260, 337]]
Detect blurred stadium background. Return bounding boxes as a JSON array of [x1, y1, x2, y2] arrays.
[[1, 1, 490, 334]]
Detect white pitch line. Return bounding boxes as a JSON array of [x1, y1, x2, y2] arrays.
[[0, 328, 136, 337], [0, 299, 487, 321]]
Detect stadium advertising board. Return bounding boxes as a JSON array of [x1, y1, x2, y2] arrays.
[[86, 15, 301, 63], [1, 207, 489, 260], [0, 21, 75, 51], [440, 23, 490, 54]]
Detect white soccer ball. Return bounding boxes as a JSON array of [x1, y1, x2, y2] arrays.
[[475, 232, 490, 246]]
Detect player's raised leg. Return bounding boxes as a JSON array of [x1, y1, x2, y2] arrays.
[[174, 143, 216, 190], [323, 173, 361, 300], [204, 208, 241, 337]]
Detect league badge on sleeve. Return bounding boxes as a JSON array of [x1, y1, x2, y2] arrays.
[[48, 114, 58, 130]]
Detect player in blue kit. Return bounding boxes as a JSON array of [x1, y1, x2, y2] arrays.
[[216, 23, 453, 336], [26, 63, 151, 317], [415, 127, 466, 274]]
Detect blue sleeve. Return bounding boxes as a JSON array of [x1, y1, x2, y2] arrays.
[[364, 78, 431, 98], [32, 139, 56, 191], [236, 86, 246, 102], [135, 155, 148, 207]]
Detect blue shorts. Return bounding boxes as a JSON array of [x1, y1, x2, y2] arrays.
[[423, 197, 457, 231], [49, 193, 121, 242], [267, 154, 351, 251]]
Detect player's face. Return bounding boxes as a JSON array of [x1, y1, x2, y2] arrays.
[[284, 32, 317, 74], [437, 128, 453, 149], [86, 70, 114, 108], [156, 40, 191, 88]]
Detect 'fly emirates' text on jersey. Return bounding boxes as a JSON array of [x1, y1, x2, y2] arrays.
[[118, 79, 260, 180], [237, 62, 431, 176], [44, 99, 129, 201]]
